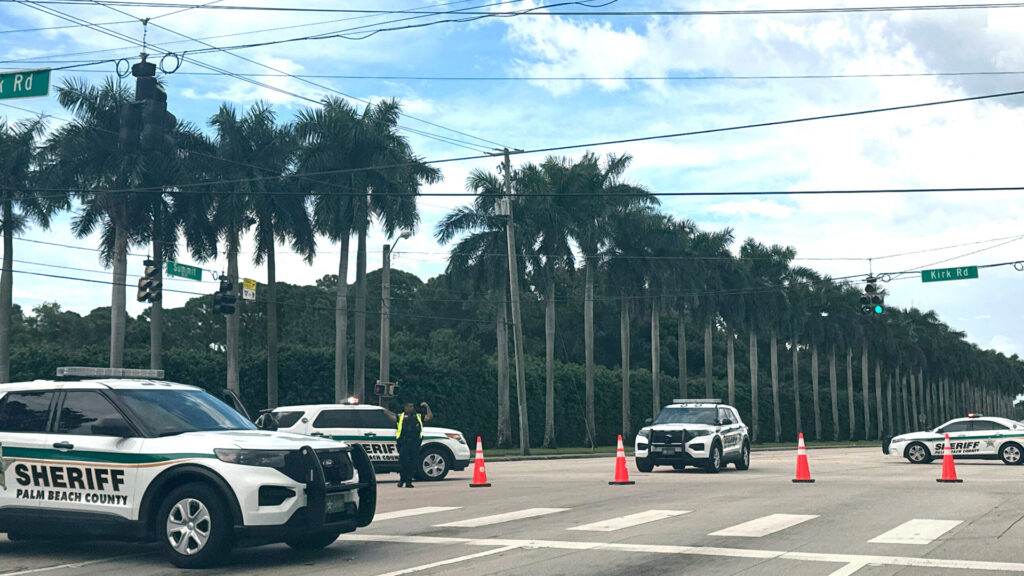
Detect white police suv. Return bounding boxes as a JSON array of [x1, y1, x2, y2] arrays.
[[634, 399, 750, 474], [0, 368, 376, 568], [884, 414, 1024, 465], [263, 402, 471, 481]]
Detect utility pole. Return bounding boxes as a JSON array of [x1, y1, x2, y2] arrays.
[[379, 231, 409, 392], [498, 148, 530, 455]]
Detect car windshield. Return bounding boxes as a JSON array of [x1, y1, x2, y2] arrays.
[[114, 389, 256, 437], [654, 407, 718, 425]]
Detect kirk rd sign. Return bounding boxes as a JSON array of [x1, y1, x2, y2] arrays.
[[921, 266, 979, 283], [0, 69, 50, 100]]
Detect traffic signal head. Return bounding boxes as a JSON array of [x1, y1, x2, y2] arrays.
[[871, 294, 884, 314], [136, 259, 161, 303], [214, 275, 236, 315]]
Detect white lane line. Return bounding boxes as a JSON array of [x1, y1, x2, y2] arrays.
[[828, 561, 870, 576], [375, 507, 462, 521], [436, 508, 569, 528], [568, 510, 690, 532], [338, 534, 1024, 572], [370, 545, 520, 576], [709, 514, 819, 538], [868, 519, 962, 545], [0, 555, 143, 576]]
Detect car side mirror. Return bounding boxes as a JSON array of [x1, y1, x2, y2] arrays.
[[255, 412, 279, 431], [92, 418, 134, 437], [721, 418, 733, 426], [644, 418, 653, 426]]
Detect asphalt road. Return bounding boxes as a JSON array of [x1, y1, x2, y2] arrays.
[[3, 446, 1024, 576]]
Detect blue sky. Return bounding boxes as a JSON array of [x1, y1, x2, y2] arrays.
[[2, 0, 1024, 361]]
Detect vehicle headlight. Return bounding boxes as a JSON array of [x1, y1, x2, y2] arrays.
[[445, 433, 467, 445], [891, 437, 904, 444], [215, 449, 291, 468], [688, 430, 712, 438], [637, 429, 651, 440]]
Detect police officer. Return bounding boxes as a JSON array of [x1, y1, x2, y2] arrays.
[[385, 401, 433, 488]]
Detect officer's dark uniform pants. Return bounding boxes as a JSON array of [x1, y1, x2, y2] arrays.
[[398, 439, 421, 484]]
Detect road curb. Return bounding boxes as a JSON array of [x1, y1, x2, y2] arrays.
[[487, 444, 876, 462]]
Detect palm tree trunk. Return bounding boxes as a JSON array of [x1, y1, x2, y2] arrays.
[[651, 303, 661, 419], [621, 301, 631, 438], [886, 374, 894, 438], [109, 215, 128, 369], [726, 330, 735, 407], [678, 314, 687, 399], [909, 372, 918, 429], [150, 205, 163, 371], [334, 234, 350, 401], [704, 320, 713, 398], [901, 373, 910, 433], [875, 360, 884, 440], [496, 285, 511, 448], [543, 280, 556, 448], [0, 201, 13, 383], [829, 347, 839, 441], [812, 345, 821, 440], [861, 344, 870, 439], [846, 347, 855, 440], [266, 237, 279, 410], [792, 334, 801, 437], [226, 234, 240, 395], [749, 331, 759, 442], [770, 330, 780, 443], [354, 227, 367, 400], [584, 259, 595, 447]]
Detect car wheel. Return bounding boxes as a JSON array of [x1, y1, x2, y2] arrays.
[[1000, 442, 1023, 465], [285, 528, 343, 551], [734, 442, 750, 471], [905, 442, 932, 464], [417, 446, 451, 481], [158, 482, 233, 569], [635, 456, 654, 473], [704, 443, 723, 474]]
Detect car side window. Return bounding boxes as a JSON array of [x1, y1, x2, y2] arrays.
[[730, 408, 742, 425], [0, 391, 55, 433], [273, 411, 304, 428], [718, 408, 732, 424], [971, 419, 1009, 431], [938, 421, 970, 433], [57, 391, 133, 436], [358, 410, 396, 429], [312, 410, 359, 428]]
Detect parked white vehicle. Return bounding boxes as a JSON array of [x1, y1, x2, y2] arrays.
[[884, 414, 1024, 465], [634, 399, 751, 474]]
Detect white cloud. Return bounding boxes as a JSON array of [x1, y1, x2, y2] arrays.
[[707, 199, 794, 219]]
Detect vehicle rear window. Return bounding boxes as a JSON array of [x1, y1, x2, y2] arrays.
[[938, 421, 971, 433], [0, 391, 55, 433], [972, 420, 1009, 431], [312, 409, 359, 428], [357, 410, 396, 429], [273, 411, 304, 428]]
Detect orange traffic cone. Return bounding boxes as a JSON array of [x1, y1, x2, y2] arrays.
[[937, 433, 963, 483], [609, 434, 635, 485], [469, 436, 491, 488], [792, 432, 815, 483]]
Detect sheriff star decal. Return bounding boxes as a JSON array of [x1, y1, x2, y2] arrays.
[[985, 439, 996, 448]]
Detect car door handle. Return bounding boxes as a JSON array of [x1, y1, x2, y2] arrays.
[[364, 432, 377, 437], [52, 441, 74, 450]]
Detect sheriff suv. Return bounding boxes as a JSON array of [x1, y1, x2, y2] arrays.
[[884, 413, 1024, 465], [634, 399, 750, 474], [0, 368, 376, 568], [262, 402, 471, 481]]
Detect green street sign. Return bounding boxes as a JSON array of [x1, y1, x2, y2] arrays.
[[0, 69, 50, 100], [166, 261, 203, 281], [921, 266, 979, 283]]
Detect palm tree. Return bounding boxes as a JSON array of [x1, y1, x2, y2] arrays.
[[47, 78, 149, 369], [566, 152, 651, 446], [1, 116, 61, 382], [691, 229, 735, 403]]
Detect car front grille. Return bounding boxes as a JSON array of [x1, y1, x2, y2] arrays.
[[652, 430, 686, 445], [318, 449, 355, 485]]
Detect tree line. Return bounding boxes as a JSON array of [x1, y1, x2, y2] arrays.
[[1, 77, 1022, 447]]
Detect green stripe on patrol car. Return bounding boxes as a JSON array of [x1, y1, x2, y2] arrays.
[[3, 447, 214, 464]]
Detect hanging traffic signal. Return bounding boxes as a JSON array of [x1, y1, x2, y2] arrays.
[[213, 276, 237, 315], [861, 275, 884, 315], [136, 259, 161, 303]]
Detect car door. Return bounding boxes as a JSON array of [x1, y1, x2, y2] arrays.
[[969, 419, 1010, 457], [41, 389, 143, 519], [0, 390, 57, 511], [934, 420, 972, 455], [717, 407, 741, 457], [356, 409, 400, 467]]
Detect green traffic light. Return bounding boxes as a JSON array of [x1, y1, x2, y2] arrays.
[[874, 305, 884, 314]]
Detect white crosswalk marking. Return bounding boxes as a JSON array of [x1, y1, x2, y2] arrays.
[[868, 519, 962, 545], [374, 507, 462, 521], [709, 514, 819, 537], [568, 510, 691, 532], [436, 508, 569, 528]]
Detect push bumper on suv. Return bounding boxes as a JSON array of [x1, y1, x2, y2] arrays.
[[235, 444, 377, 546], [636, 429, 714, 464]]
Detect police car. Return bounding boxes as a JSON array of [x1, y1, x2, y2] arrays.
[[262, 402, 471, 481], [884, 413, 1024, 465], [0, 368, 376, 568], [634, 399, 750, 474]]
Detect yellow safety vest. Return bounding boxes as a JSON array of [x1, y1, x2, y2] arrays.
[[396, 413, 423, 439]]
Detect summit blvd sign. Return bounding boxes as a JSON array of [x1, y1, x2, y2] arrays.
[[921, 266, 979, 283], [0, 69, 50, 100]]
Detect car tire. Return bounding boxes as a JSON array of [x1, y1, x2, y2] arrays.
[[158, 482, 233, 569], [1000, 442, 1023, 465], [704, 443, 723, 474], [734, 442, 750, 471], [285, 529, 343, 551], [635, 456, 654, 473], [417, 446, 451, 481], [905, 442, 933, 464]]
